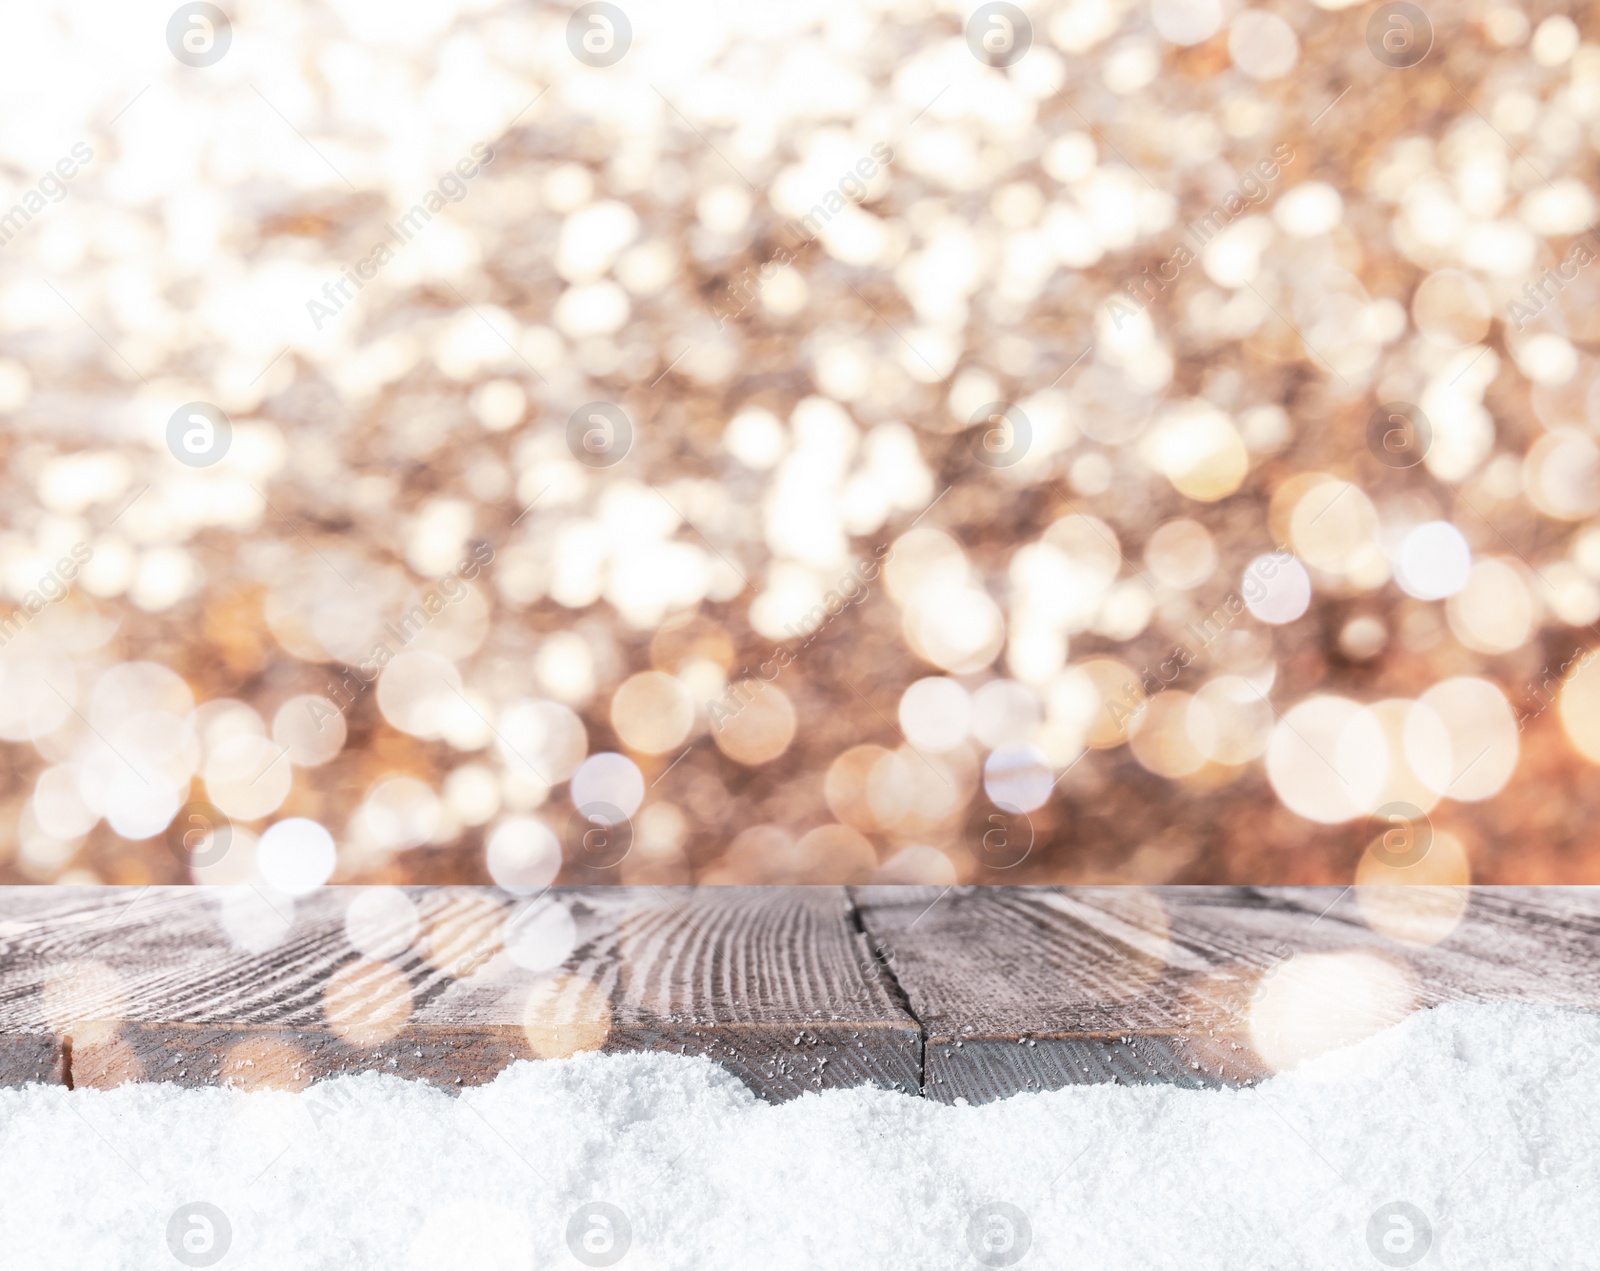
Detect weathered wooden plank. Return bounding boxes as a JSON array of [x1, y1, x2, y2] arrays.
[[8, 885, 1596, 1103], [852, 885, 1600, 1103], [0, 886, 920, 1100]]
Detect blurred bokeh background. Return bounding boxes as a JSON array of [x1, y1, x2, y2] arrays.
[[1, 0, 1599, 891]]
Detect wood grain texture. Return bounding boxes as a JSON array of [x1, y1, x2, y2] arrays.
[[0, 886, 920, 1100], [852, 885, 1600, 1103], [3, 885, 1596, 1103]]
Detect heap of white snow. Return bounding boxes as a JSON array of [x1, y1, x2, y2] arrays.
[[2, 1002, 1595, 1270]]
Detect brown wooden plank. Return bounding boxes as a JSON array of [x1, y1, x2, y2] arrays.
[[0, 886, 920, 1100], [11, 884, 1595, 1103], [852, 885, 1600, 1103]]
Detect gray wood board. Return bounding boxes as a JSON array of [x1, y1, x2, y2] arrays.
[[851, 885, 1600, 1103], [0, 886, 920, 1100], [3, 885, 1595, 1103]]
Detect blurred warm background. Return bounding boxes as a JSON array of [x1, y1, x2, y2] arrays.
[[1, 0, 1599, 891]]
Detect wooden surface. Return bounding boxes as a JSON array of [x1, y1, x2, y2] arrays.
[[0, 886, 918, 1099], [0, 885, 1595, 1101], [852, 885, 1600, 1102]]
